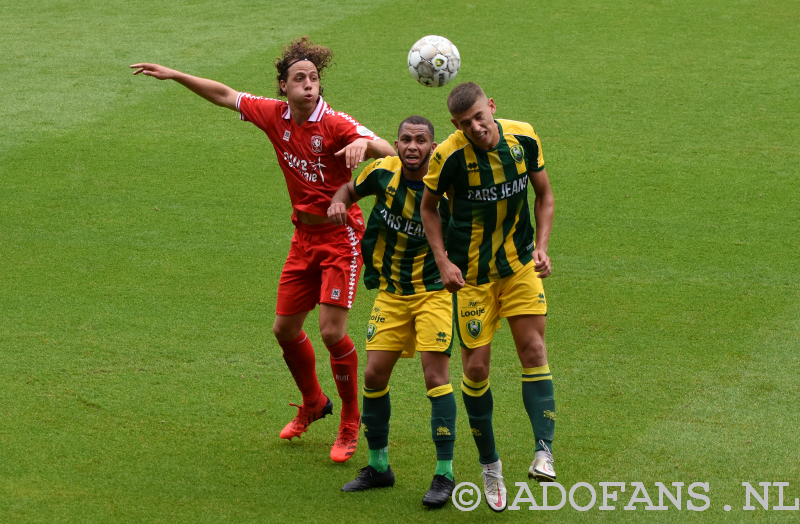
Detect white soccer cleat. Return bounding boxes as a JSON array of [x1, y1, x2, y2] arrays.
[[528, 440, 557, 482], [481, 460, 507, 512]]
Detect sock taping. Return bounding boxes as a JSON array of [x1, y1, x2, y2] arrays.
[[427, 384, 454, 398], [461, 375, 489, 397]]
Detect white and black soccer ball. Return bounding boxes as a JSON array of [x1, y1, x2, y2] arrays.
[[408, 35, 461, 88]]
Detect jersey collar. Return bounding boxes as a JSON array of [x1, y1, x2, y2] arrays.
[[282, 96, 328, 122]]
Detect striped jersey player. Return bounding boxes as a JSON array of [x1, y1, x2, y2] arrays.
[[420, 82, 558, 512], [328, 116, 458, 509]]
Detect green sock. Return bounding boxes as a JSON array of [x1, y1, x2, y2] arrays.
[[460, 375, 499, 464], [521, 365, 555, 454], [428, 384, 457, 480], [362, 386, 391, 471], [368, 447, 389, 473], [435, 459, 454, 481]]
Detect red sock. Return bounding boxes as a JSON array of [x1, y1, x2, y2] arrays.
[[279, 331, 322, 406], [327, 335, 360, 420]]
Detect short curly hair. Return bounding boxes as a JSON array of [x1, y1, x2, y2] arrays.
[[274, 36, 333, 98]]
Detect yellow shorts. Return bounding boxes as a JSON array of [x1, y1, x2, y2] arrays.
[[455, 261, 547, 349], [365, 289, 454, 358]]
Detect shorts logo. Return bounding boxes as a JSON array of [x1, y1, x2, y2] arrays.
[[331, 288, 341, 300], [283, 130, 291, 141], [436, 331, 448, 343], [538, 293, 546, 304], [510, 144, 525, 164], [311, 135, 323, 153], [366, 323, 378, 341], [466, 319, 482, 339]]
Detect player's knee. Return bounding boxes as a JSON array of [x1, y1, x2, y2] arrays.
[[423, 369, 449, 391], [319, 326, 346, 346], [462, 361, 490, 383], [519, 339, 548, 367], [272, 320, 301, 341], [363, 366, 390, 390]]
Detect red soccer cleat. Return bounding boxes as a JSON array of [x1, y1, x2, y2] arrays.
[[330, 417, 360, 463], [280, 394, 333, 440]]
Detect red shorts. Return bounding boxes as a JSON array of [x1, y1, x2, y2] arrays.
[[276, 222, 364, 316]]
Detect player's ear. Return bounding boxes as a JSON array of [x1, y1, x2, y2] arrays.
[[431, 141, 438, 151], [450, 118, 460, 130], [279, 79, 287, 96], [488, 98, 497, 114], [394, 139, 399, 153]]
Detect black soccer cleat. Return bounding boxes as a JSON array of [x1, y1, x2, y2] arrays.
[[422, 474, 456, 509], [341, 465, 396, 492]]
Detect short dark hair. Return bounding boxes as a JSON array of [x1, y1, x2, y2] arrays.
[[274, 36, 333, 98], [447, 82, 487, 115], [398, 115, 434, 140]]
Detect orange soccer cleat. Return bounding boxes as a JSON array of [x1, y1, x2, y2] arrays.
[[280, 394, 333, 440], [330, 417, 360, 463]]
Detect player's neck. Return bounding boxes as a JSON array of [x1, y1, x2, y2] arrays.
[[288, 98, 317, 126], [401, 164, 427, 182]]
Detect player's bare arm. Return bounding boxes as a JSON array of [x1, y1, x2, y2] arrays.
[[334, 138, 394, 171], [130, 64, 239, 111], [529, 168, 554, 278], [327, 181, 361, 225], [420, 188, 464, 293]]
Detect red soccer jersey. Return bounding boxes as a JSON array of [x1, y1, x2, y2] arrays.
[[236, 93, 380, 229]]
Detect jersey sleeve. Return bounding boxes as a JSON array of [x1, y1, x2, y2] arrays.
[[328, 111, 381, 151], [518, 132, 545, 172], [353, 159, 382, 197], [236, 93, 283, 131], [423, 148, 458, 196]]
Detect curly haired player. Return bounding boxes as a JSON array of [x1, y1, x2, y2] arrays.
[[131, 37, 395, 463]]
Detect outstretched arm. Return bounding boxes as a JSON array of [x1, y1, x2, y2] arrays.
[[130, 63, 239, 111], [334, 138, 395, 171], [327, 181, 361, 225], [529, 168, 554, 278], [421, 188, 464, 293]]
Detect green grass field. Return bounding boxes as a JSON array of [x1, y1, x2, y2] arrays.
[[2, 0, 798, 522]]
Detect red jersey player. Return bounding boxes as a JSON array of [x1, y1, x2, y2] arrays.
[[131, 37, 395, 463]]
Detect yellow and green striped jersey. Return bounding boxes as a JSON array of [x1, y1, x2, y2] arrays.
[[354, 156, 450, 295], [423, 119, 544, 285]]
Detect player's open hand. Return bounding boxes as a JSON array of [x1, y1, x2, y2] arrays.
[[439, 259, 466, 293], [327, 202, 348, 226], [130, 63, 175, 80], [533, 248, 551, 278], [335, 138, 368, 171]]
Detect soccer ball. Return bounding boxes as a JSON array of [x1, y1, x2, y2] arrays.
[[408, 35, 461, 87]]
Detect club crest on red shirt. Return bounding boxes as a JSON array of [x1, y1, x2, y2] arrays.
[[311, 135, 323, 154]]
